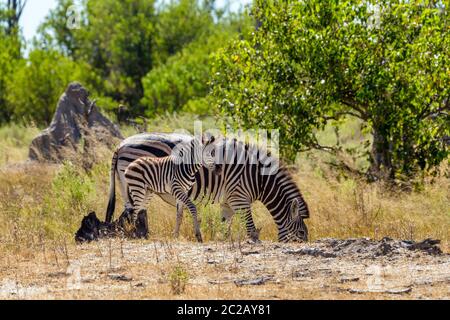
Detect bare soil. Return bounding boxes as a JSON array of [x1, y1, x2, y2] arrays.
[[0, 238, 448, 300]]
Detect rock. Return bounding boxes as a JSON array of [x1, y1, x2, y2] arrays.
[[241, 250, 260, 255], [319, 237, 443, 258], [109, 274, 133, 282], [29, 82, 123, 165], [283, 248, 337, 258], [75, 210, 148, 243], [401, 238, 442, 255], [208, 279, 233, 285], [348, 287, 412, 295], [374, 241, 393, 257], [339, 277, 360, 283], [234, 276, 274, 287], [292, 271, 309, 278]]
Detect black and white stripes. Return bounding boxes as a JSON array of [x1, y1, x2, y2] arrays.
[[105, 133, 309, 242], [123, 137, 219, 242]]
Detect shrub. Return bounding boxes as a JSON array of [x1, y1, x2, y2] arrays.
[[168, 263, 189, 295]]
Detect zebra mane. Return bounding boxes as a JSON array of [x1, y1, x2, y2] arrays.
[[223, 137, 300, 186]]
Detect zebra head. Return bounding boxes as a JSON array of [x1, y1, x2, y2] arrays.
[[201, 134, 222, 175], [172, 135, 221, 174], [283, 198, 309, 242]]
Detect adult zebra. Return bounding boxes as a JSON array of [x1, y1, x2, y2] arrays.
[[106, 133, 309, 242]]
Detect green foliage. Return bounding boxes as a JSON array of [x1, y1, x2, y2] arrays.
[[198, 204, 248, 242], [0, 123, 40, 166], [37, 0, 78, 56], [5, 49, 89, 124], [141, 3, 253, 117], [41, 162, 97, 237], [142, 28, 238, 116], [181, 97, 213, 115], [35, 0, 232, 118], [79, 0, 156, 110], [0, 28, 21, 122], [153, 0, 215, 65], [50, 162, 96, 209], [1, 0, 252, 125], [199, 205, 228, 240], [212, 0, 450, 181], [168, 263, 189, 295], [36, 0, 157, 114]]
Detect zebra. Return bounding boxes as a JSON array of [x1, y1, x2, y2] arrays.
[[123, 135, 220, 242], [106, 133, 309, 242]]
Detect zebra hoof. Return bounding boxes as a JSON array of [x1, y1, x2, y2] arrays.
[[247, 239, 262, 245], [196, 234, 203, 243]]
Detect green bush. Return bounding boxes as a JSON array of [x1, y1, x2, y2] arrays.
[[0, 31, 21, 123], [153, 0, 214, 65], [5, 49, 89, 125], [142, 29, 238, 117], [168, 263, 189, 295], [40, 162, 97, 237]]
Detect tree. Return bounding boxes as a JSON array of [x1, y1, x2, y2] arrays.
[[0, 1, 23, 123], [0, 31, 21, 122], [70, 0, 156, 113], [37, 0, 78, 56], [35, 0, 249, 119], [152, 0, 215, 65], [142, 27, 244, 116], [4, 0, 26, 36], [141, 2, 252, 117], [212, 0, 449, 181]]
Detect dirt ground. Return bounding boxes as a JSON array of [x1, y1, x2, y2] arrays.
[[0, 238, 448, 300]]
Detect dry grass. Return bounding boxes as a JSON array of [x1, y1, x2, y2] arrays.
[[0, 121, 448, 299], [1, 160, 447, 249], [0, 123, 40, 166]]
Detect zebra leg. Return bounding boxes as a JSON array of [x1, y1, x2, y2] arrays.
[[171, 182, 203, 242], [175, 194, 202, 243], [186, 199, 202, 243], [228, 198, 260, 243], [137, 190, 152, 238], [135, 209, 149, 239], [220, 204, 234, 239], [173, 201, 184, 238], [128, 185, 152, 233]]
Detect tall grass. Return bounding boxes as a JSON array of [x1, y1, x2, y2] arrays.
[[0, 123, 41, 166], [0, 115, 448, 251]]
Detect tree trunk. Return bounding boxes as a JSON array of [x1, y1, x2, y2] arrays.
[[6, 0, 26, 36], [368, 125, 395, 181]]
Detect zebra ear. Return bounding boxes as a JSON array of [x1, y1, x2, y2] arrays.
[[290, 199, 300, 220], [201, 132, 215, 146]]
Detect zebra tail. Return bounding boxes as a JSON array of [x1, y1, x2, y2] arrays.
[[105, 150, 118, 223]]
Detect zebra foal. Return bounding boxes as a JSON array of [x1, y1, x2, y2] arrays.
[[124, 135, 220, 242]]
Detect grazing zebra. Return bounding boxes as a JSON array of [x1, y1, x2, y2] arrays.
[[124, 136, 220, 242], [106, 133, 309, 242]]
